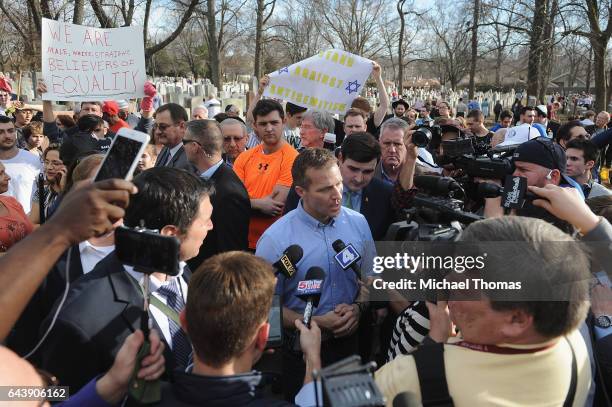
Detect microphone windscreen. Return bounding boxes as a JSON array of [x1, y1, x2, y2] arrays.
[[304, 266, 326, 281], [285, 244, 304, 264], [332, 239, 346, 253], [392, 392, 420, 407]]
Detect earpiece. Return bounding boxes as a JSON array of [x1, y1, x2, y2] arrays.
[[546, 170, 552, 180]]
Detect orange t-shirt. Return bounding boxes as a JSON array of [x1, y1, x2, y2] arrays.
[[0, 196, 33, 252], [233, 142, 298, 248]]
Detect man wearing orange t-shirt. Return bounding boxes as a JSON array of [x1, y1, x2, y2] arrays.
[[233, 99, 298, 249]]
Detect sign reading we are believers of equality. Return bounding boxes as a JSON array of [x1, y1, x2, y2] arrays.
[[263, 49, 373, 115], [41, 18, 146, 101]]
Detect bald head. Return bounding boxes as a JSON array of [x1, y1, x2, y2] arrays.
[[0, 346, 47, 406]]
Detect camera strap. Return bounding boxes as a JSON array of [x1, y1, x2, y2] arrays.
[[413, 337, 577, 407], [412, 342, 454, 406]]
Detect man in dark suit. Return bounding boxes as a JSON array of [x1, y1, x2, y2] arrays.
[[39, 168, 214, 392], [284, 132, 395, 240], [183, 120, 250, 270], [154, 103, 196, 172]]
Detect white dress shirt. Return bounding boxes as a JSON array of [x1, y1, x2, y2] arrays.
[[78, 241, 115, 275], [124, 263, 188, 348]]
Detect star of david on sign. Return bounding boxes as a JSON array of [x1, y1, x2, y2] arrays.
[[278, 66, 289, 74], [345, 80, 361, 95]]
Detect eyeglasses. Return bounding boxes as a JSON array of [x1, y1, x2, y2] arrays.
[[44, 160, 64, 167], [153, 123, 178, 131]]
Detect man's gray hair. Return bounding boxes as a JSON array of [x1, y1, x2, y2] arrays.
[[186, 119, 223, 156], [380, 117, 409, 137], [219, 118, 247, 136], [302, 110, 335, 133]]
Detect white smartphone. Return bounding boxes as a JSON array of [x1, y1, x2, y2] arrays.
[[93, 127, 150, 182]]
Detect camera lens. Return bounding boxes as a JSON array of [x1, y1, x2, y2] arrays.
[[413, 128, 432, 148]]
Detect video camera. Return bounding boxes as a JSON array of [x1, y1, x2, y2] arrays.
[[437, 138, 515, 180], [313, 355, 385, 407], [412, 121, 441, 148], [384, 176, 483, 242]]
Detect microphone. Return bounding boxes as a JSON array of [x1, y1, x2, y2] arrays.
[[296, 266, 326, 327], [392, 392, 420, 407], [332, 239, 362, 280], [414, 175, 462, 195], [273, 245, 303, 278]]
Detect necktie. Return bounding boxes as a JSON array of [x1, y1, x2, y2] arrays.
[[157, 148, 169, 167], [156, 279, 191, 370], [344, 191, 353, 209]]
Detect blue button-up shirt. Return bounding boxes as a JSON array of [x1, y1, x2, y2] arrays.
[[256, 201, 376, 315]]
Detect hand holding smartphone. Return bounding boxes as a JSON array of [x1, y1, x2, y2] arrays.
[[94, 128, 150, 182]]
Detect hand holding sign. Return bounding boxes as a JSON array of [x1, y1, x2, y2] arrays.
[[263, 49, 373, 115]]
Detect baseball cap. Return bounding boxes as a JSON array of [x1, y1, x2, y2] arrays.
[[102, 101, 119, 116], [513, 138, 566, 172], [497, 124, 539, 147], [512, 138, 584, 195]]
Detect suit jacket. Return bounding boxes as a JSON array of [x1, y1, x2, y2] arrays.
[[187, 164, 251, 270], [155, 145, 197, 173], [284, 177, 395, 240], [7, 245, 85, 361], [39, 252, 191, 392]]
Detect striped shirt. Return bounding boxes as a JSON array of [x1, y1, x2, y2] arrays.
[[387, 301, 430, 361]]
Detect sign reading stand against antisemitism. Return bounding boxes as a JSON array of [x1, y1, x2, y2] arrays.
[[263, 49, 373, 115], [41, 18, 146, 101]]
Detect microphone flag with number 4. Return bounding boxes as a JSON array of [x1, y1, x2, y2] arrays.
[[263, 49, 373, 115]]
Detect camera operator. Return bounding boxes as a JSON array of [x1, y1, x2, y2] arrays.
[[256, 148, 376, 399], [157, 251, 322, 406], [39, 168, 214, 392], [481, 138, 584, 232], [376, 215, 594, 406]]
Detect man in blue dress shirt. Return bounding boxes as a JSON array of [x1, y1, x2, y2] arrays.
[[256, 147, 376, 399]]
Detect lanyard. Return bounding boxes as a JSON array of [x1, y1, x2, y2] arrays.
[[449, 340, 556, 355], [125, 271, 183, 326]]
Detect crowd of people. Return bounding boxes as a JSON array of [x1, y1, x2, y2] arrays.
[[0, 63, 611, 407]]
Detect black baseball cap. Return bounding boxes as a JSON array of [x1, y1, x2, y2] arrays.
[[513, 138, 566, 172]]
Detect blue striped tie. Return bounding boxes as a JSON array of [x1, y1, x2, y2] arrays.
[[156, 279, 192, 370]]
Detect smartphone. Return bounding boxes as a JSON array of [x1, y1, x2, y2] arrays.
[[114, 226, 181, 276], [94, 128, 150, 182], [266, 295, 283, 348]]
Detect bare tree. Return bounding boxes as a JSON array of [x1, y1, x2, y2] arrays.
[[468, 0, 480, 98], [425, 2, 471, 89], [254, 0, 275, 78], [566, 0, 612, 111], [311, 0, 388, 59]]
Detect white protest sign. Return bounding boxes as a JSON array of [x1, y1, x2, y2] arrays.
[[263, 49, 373, 115], [41, 18, 146, 101], [498, 124, 540, 147]]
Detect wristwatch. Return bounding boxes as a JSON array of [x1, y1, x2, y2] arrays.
[[595, 315, 612, 328]]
